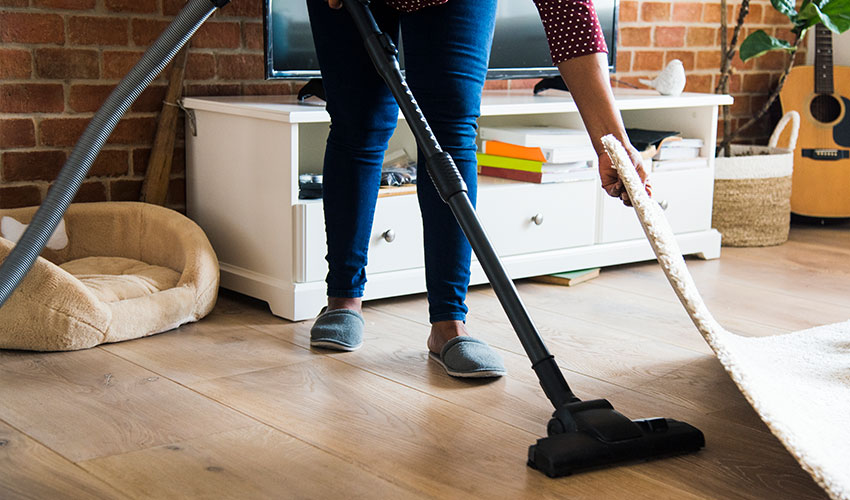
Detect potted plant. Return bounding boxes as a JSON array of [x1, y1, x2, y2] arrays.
[[710, 0, 849, 246]]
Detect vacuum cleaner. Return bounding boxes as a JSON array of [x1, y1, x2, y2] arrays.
[[0, 0, 705, 477]]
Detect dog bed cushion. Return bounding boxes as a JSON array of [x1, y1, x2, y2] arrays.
[[0, 202, 219, 351]]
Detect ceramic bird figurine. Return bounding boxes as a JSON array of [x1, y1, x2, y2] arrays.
[[639, 59, 686, 96]]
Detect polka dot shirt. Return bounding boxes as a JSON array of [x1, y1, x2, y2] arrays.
[[384, 0, 608, 64]]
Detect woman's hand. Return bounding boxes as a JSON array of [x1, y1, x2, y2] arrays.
[[598, 142, 651, 206]]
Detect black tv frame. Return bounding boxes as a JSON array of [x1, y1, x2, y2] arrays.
[[262, 0, 618, 81]]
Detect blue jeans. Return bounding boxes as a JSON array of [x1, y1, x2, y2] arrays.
[[307, 0, 497, 323]]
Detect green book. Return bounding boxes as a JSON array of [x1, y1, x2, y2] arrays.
[[476, 153, 544, 173], [531, 268, 600, 286]]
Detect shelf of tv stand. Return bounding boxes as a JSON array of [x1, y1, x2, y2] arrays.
[[182, 89, 732, 321]]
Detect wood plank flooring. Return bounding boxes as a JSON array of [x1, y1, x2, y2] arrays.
[[2, 220, 847, 499]]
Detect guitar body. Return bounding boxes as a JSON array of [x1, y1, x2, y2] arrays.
[[779, 59, 850, 217]]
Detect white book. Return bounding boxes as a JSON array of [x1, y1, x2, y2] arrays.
[[543, 145, 598, 163], [652, 158, 708, 172], [479, 126, 592, 148], [653, 147, 701, 160], [660, 137, 705, 148]]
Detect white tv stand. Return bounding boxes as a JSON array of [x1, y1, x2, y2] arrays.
[[183, 89, 732, 321]]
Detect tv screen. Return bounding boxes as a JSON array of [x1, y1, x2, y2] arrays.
[[263, 1, 618, 80]]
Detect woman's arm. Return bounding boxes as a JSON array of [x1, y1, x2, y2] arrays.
[[557, 53, 650, 204]]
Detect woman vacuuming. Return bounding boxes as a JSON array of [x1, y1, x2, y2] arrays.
[[307, 0, 651, 377]]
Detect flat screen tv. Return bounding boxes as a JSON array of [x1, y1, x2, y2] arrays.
[[263, 1, 618, 81]]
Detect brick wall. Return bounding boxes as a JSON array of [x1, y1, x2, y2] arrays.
[[1, 0, 800, 210]]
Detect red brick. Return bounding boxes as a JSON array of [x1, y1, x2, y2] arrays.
[[103, 51, 145, 79], [0, 84, 64, 113], [0, 13, 64, 44], [764, 5, 791, 24], [69, 16, 129, 46], [665, 51, 695, 70], [69, 84, 114, 113], [105, 0, 156, 13], [620, 27, 652, 47], [633, 51, 665, 71], [641, 2, 671, 22], [731, 53, 755, 70], [184, 83, 242, 97], [0, 185, 42, 209], [507, 79, 537, 90], [244, 22, 263, 51], [216, 53, 264, 80], [747, 3, 763, 23], [73, 181, 107, 203], [167, 178, 186, 205], [0, 0, 28, 6], [162, 0, 183, 16], [655, 26, 686, 47], [35, 48, 100, 79], [673, 2, 702, 22], [703, 3, 734, 23], [32, 0, 95, 8], [615, 50, 632, 72], [185, 52, 217, 80], [742, 72, 772, 92], [0, 49, 32, 79], [218, 1, 262, 18], [242, 82, 296, 96], [131, 85, 168, 113], [171, 147, 185, 174], [696, 50, 722, 70], [132, 148, 151, 175], [131, 19, 171, 47], [729, 73, 742, 93], [40, 118, 89, 147], [684, 73, 713, 92], [755, 49, 788, 70], [110, 179, 142, 201], [2, 150, 66, 181], [612, 76, 643, 89], [89, 149, 129, 177], [193, 21, 242, 49], [687, 27, 717, 46], [0, 119, 36, 148], [109, 117, 157, 145], [729, 94, 750, 114], [619, 1, 638, 22]]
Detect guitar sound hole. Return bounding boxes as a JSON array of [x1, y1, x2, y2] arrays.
[[810, 94, 841, 123]]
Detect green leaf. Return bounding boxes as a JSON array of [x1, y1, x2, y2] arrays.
[[821, 0, 850, 32], [739, 30, 795, 61], [771, 0, 798, 18]]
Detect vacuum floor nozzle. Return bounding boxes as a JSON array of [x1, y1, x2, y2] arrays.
[[528, 399, 705, 477]]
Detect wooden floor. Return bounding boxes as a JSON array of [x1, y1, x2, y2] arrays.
[[2, 221, 849, 499]]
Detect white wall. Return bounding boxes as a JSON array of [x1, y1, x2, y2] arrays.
[[806, 29, 850, 66]]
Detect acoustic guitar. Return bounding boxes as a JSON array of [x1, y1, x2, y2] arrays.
[[779, 25, 850, 217]]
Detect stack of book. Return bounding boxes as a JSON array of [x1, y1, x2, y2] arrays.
[[651, 137, 707, 172], [476, 126, 596, 184]]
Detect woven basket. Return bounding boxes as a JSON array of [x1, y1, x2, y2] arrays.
[[712, 111, 799, 247]]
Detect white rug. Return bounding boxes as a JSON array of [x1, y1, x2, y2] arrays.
[[602, 136, 850, 500]]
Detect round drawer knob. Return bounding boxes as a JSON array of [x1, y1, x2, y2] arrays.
[[382, 229, 396, 242], [657, 199, 669, 211], [531, 213, 544, 225]]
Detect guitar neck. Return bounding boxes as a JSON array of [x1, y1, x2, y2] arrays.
[[814, 25, 834, 94]]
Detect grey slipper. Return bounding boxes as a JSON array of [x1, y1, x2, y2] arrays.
[[310, 307, 364, 351], [429, 336, 506, 378]]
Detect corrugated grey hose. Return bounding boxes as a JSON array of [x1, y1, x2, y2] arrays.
[[0, 0, 230, 310]]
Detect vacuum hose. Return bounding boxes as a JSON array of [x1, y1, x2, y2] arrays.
[[0, 0, 228, 309]]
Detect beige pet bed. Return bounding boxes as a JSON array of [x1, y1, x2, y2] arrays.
[[0, 202, 219, 351]]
